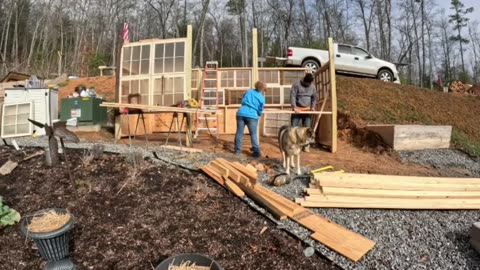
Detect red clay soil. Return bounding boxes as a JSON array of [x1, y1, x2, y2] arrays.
[[58, 76, 116, 103], [336, 76, 480, 146], [0, 146, 337, 270]]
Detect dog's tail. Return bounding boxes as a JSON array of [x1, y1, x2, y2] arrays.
[[278, 125, 290, 152]]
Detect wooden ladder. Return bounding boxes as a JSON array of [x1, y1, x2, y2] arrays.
[[194, 61, 219, 139]]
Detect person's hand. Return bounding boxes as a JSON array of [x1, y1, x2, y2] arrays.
[[294, 108, 301, 113], [310, 107, 315, 111]]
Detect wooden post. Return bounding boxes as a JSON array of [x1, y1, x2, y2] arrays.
[[252, 28, 259, 86], [186, 25, 193, 99], [328, 37, 337, 153]]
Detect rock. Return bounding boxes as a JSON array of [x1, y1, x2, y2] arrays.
[[304, 246, 315, 257], [255, 163, 266, 171]]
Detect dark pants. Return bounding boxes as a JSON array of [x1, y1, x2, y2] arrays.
[[234, 116, 260, 157], [291, 114, 312, 128]]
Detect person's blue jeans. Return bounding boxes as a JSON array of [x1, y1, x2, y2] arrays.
[[291, 114, 312, 127], [234, 116, 260, 157]]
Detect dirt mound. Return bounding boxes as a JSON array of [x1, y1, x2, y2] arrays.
[[336, 76, 480, 154], [58, 76, 116, 103]]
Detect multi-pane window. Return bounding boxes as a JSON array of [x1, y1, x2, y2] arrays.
[[122, 45, 150, 76], [154, 42, 185, 74], [265, 88, 281, 104], [282, 71, 304, 85], [221, 71, 234, 87], [121, 79, 149, 104], [236, 70, 251, 87], [259, 70, 279, 84]]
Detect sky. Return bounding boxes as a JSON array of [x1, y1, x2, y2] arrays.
[[437, 0, 480, 20]]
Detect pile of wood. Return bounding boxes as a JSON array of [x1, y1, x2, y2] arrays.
[[199, 159, 375, 262], [297, 173, 480, 209], [449, 81, 480, 96]]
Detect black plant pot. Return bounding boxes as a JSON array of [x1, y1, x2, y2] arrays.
[[20, 208, 75, 262], [156, 253, 223, 270]]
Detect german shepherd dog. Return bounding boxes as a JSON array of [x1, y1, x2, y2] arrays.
[[278, 125, 315, 175]]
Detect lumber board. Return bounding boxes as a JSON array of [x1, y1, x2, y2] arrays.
[[229, 161, 258, 185], [224, 178, 245, 198], [215, 159, 251, 185], [254, 186, 302, 216], [303, 195, 480, 203], [263, 110, 331, 115], [159, 145, 203, 153], [209, 161, 230, 179], [237, 182, 287, 220], [307, 187, 480, 198], [100, 102, 219, 114], [299, 200, 480, 210], [314, 173, 480, 191], [290, 209, 375, 262], [245, 164, 257, 174], [199, 165, 224, 186], [0, 160, 18, 175]]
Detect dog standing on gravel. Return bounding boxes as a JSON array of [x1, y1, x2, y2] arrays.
[[278, 125, 315, 175]]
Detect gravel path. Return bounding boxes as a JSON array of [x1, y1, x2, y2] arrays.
[[399, 149, 480, 177], [5, 137, 480, 270]]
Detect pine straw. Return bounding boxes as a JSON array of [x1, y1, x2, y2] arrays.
[[26, 210, 71, 233], [168, 261, 211, 270]]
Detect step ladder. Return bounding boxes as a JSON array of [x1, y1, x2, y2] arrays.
[[194, 61, 219, 139]]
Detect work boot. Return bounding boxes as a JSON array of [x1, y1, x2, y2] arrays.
[[302, 145, 310, 152]]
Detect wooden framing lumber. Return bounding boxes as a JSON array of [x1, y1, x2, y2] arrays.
[[299, 200, 480, 210], [306, 187, 480, 198], [302, 195, 480, 204], [215, 159, 251, 185], [228, 161, 258, 185], [290, 209, 375, 262], [100, 102, 218, 114], [263, 110, 331, 115], [254, 186, 302, 216], [199, 165, 224, 186], [314, 173, 480, 191], [237, 182, 287, 220], [159, 145, 203, 153], [224, 178, 245, 198]]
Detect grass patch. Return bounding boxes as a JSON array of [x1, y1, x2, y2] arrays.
[[451, 129, 480, 157]]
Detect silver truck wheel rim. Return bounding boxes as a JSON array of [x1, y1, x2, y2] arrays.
[[305, 63, 318, 72], [380, 72, 392, 81]]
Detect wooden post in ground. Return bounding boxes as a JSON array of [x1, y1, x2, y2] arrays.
[[328, 37, 337, 153], [252, 28, 261, 144], [186, 25, 193, 99]]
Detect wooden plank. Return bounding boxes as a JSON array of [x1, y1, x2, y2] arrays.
[[290, 209, 375, 262], [229, 161, 258, 185], [237, 182, 287, 220], [209, 161, 231, 180], [245, 164, 257, 174], [186, 25, 192, 98], [100, 102, 219, 114], [224, 178, 245, 198], [252, 28, 259, 87], [0, 160, 18, 175], [313, 186, 480, 198], [159, 145, 203, 153], [303, 195, 480, 205], [199, 165, 224, 186], [300, 200, 480, 210], [314, 173, 480, 191], [215, 159, 251, 185], [310, 231, 374, 262], [254, 186, 301, 216], [328, 37, 337, 153], [263, 110, 330, 114]]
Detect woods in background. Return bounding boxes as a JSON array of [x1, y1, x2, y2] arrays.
[[0, 0, 478, 87]]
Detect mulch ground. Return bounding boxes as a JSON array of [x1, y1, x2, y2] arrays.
[[0, 146, 337, 270]]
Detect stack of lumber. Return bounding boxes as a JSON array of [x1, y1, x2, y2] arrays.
[[297, 173, 480, 209], [199, 159, 375, 262]]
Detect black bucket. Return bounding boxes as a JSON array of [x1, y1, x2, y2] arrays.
[[20, 208, 75, 262], [155, 253, 223, 270]]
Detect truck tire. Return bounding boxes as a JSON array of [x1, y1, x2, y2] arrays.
[[377, 69, 394, 82], [302, 60, 320, 73]]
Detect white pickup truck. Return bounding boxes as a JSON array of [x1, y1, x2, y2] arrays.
[[287, 43, 400, 83]]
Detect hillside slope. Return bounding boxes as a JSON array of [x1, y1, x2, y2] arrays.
[[337, 76, 480, 155]]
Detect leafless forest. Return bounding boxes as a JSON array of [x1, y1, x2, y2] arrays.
[[0, 0, 479, 87]]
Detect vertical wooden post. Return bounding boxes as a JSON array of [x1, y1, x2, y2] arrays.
[[328, 37, 337, 153], [252, 28, 259, 86], [186, 25, 193, 99]]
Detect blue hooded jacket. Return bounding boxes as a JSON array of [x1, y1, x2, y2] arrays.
[[236, 89, 265, 120]]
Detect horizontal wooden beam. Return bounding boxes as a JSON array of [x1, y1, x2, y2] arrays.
[[263, 110, 332, 115], [300, 200, 480, 210], [314, 173, 480, 191], [306, 187, 480, 198]]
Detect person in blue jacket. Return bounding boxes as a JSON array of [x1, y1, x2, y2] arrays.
[[234, 81, 267, 158]]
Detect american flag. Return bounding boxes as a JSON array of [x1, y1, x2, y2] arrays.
[[122, 22, 129, 42]]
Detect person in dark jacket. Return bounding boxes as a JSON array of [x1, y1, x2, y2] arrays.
[[290, 73, 318, 152], [234, 81, 267, 158]]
